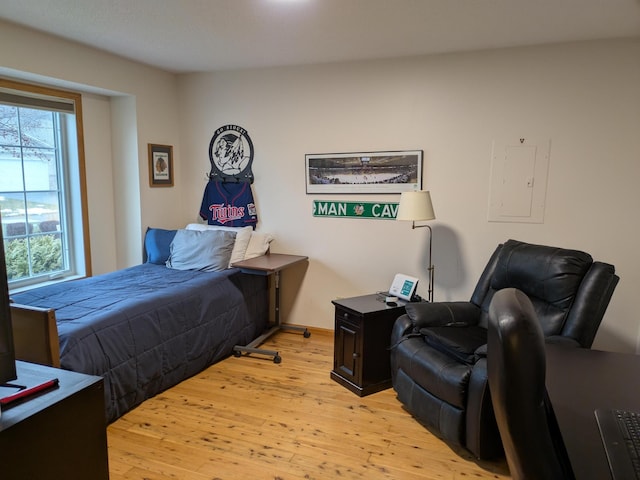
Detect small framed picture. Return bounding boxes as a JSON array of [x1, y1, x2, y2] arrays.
[[148, 143, 174, 187]]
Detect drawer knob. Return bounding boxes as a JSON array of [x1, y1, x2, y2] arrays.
[[352, 353, 360, 358], [343, 313, 349, 319]]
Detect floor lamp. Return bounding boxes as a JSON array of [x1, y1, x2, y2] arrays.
[[396, 191, 436, 302]]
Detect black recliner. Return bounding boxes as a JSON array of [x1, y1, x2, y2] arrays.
[[390, 239, 619, 459], [488, 287, 575, 479]]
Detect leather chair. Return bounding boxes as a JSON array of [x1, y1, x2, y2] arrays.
[[390, 239, 619, 459], [487, 288, 575, 479]]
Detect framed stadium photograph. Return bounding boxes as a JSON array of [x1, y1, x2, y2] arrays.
[[148, 143, 174, 187], [305, 150, 422, 194]]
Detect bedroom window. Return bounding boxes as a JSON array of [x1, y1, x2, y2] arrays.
[[0, 79, 90, 290]]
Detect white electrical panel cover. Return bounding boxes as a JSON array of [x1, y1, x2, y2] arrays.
[[488, 138, 550, 223]]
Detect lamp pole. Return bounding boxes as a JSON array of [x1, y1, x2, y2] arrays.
[[412, 221, 434, 302]]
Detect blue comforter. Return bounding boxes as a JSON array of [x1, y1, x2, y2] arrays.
[[12, 263, 268, 422]]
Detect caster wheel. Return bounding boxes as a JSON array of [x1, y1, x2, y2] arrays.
[[273, 355, 282, 364], [233, 350, 241, 357], [303, 330, 311, 338]]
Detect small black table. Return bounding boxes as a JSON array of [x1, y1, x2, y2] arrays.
[[331, 293, 409, 396]]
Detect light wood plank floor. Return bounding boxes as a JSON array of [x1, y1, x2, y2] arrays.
[[107, 328, 510, 479]]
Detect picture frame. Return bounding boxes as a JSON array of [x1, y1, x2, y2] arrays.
[[148, 143, 174, 187], [305, 150, 422, 194]]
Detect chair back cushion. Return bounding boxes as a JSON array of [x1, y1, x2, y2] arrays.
[[480, 239, 592, 336], [488, 288, 575, 479]]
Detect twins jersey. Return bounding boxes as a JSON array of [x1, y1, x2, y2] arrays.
[[199, 180, 258, 228]]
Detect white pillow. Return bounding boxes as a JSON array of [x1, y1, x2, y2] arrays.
[[185, 223, 252, 266], [245, 232, 274, 259]]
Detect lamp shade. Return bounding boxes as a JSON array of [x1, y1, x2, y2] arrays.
[[396, 191, 435, 221]]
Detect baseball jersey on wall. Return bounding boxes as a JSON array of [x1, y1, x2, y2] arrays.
[[199, 180, 258, 228]]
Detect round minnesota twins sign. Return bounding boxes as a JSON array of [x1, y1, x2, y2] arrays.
[[208, 124, 254, 183]]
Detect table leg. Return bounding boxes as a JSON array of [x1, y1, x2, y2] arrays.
[[233, 270, 310, 363]]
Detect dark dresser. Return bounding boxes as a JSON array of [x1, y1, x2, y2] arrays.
[[0, 361, 109, 479]]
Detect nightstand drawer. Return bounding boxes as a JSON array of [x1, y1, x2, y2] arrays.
[[336, 308, 360, 324]]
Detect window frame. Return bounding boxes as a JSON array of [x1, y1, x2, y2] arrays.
[[0, 78, 92, 289]]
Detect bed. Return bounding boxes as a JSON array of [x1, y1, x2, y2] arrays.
[[9, 224, 272, 422]]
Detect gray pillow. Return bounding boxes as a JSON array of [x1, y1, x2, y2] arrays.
[[166, 229, 236, 272]]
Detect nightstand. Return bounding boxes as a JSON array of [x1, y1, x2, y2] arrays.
[[330, 293, 409, 396]]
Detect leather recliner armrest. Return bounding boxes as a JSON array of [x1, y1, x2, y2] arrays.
[[391, 314, 414, 344], [405, 301, 482, 330]]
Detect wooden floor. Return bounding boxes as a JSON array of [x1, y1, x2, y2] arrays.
[[107, 328, 510, 480]]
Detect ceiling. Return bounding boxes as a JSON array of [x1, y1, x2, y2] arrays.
[[2, 0, 640, 74]]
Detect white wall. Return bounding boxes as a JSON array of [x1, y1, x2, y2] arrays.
[[178, 39, 640, 353], [0, 20, 185, 271]]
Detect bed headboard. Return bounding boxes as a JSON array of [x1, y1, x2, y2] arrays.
[[9, 303, 61, 368]]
